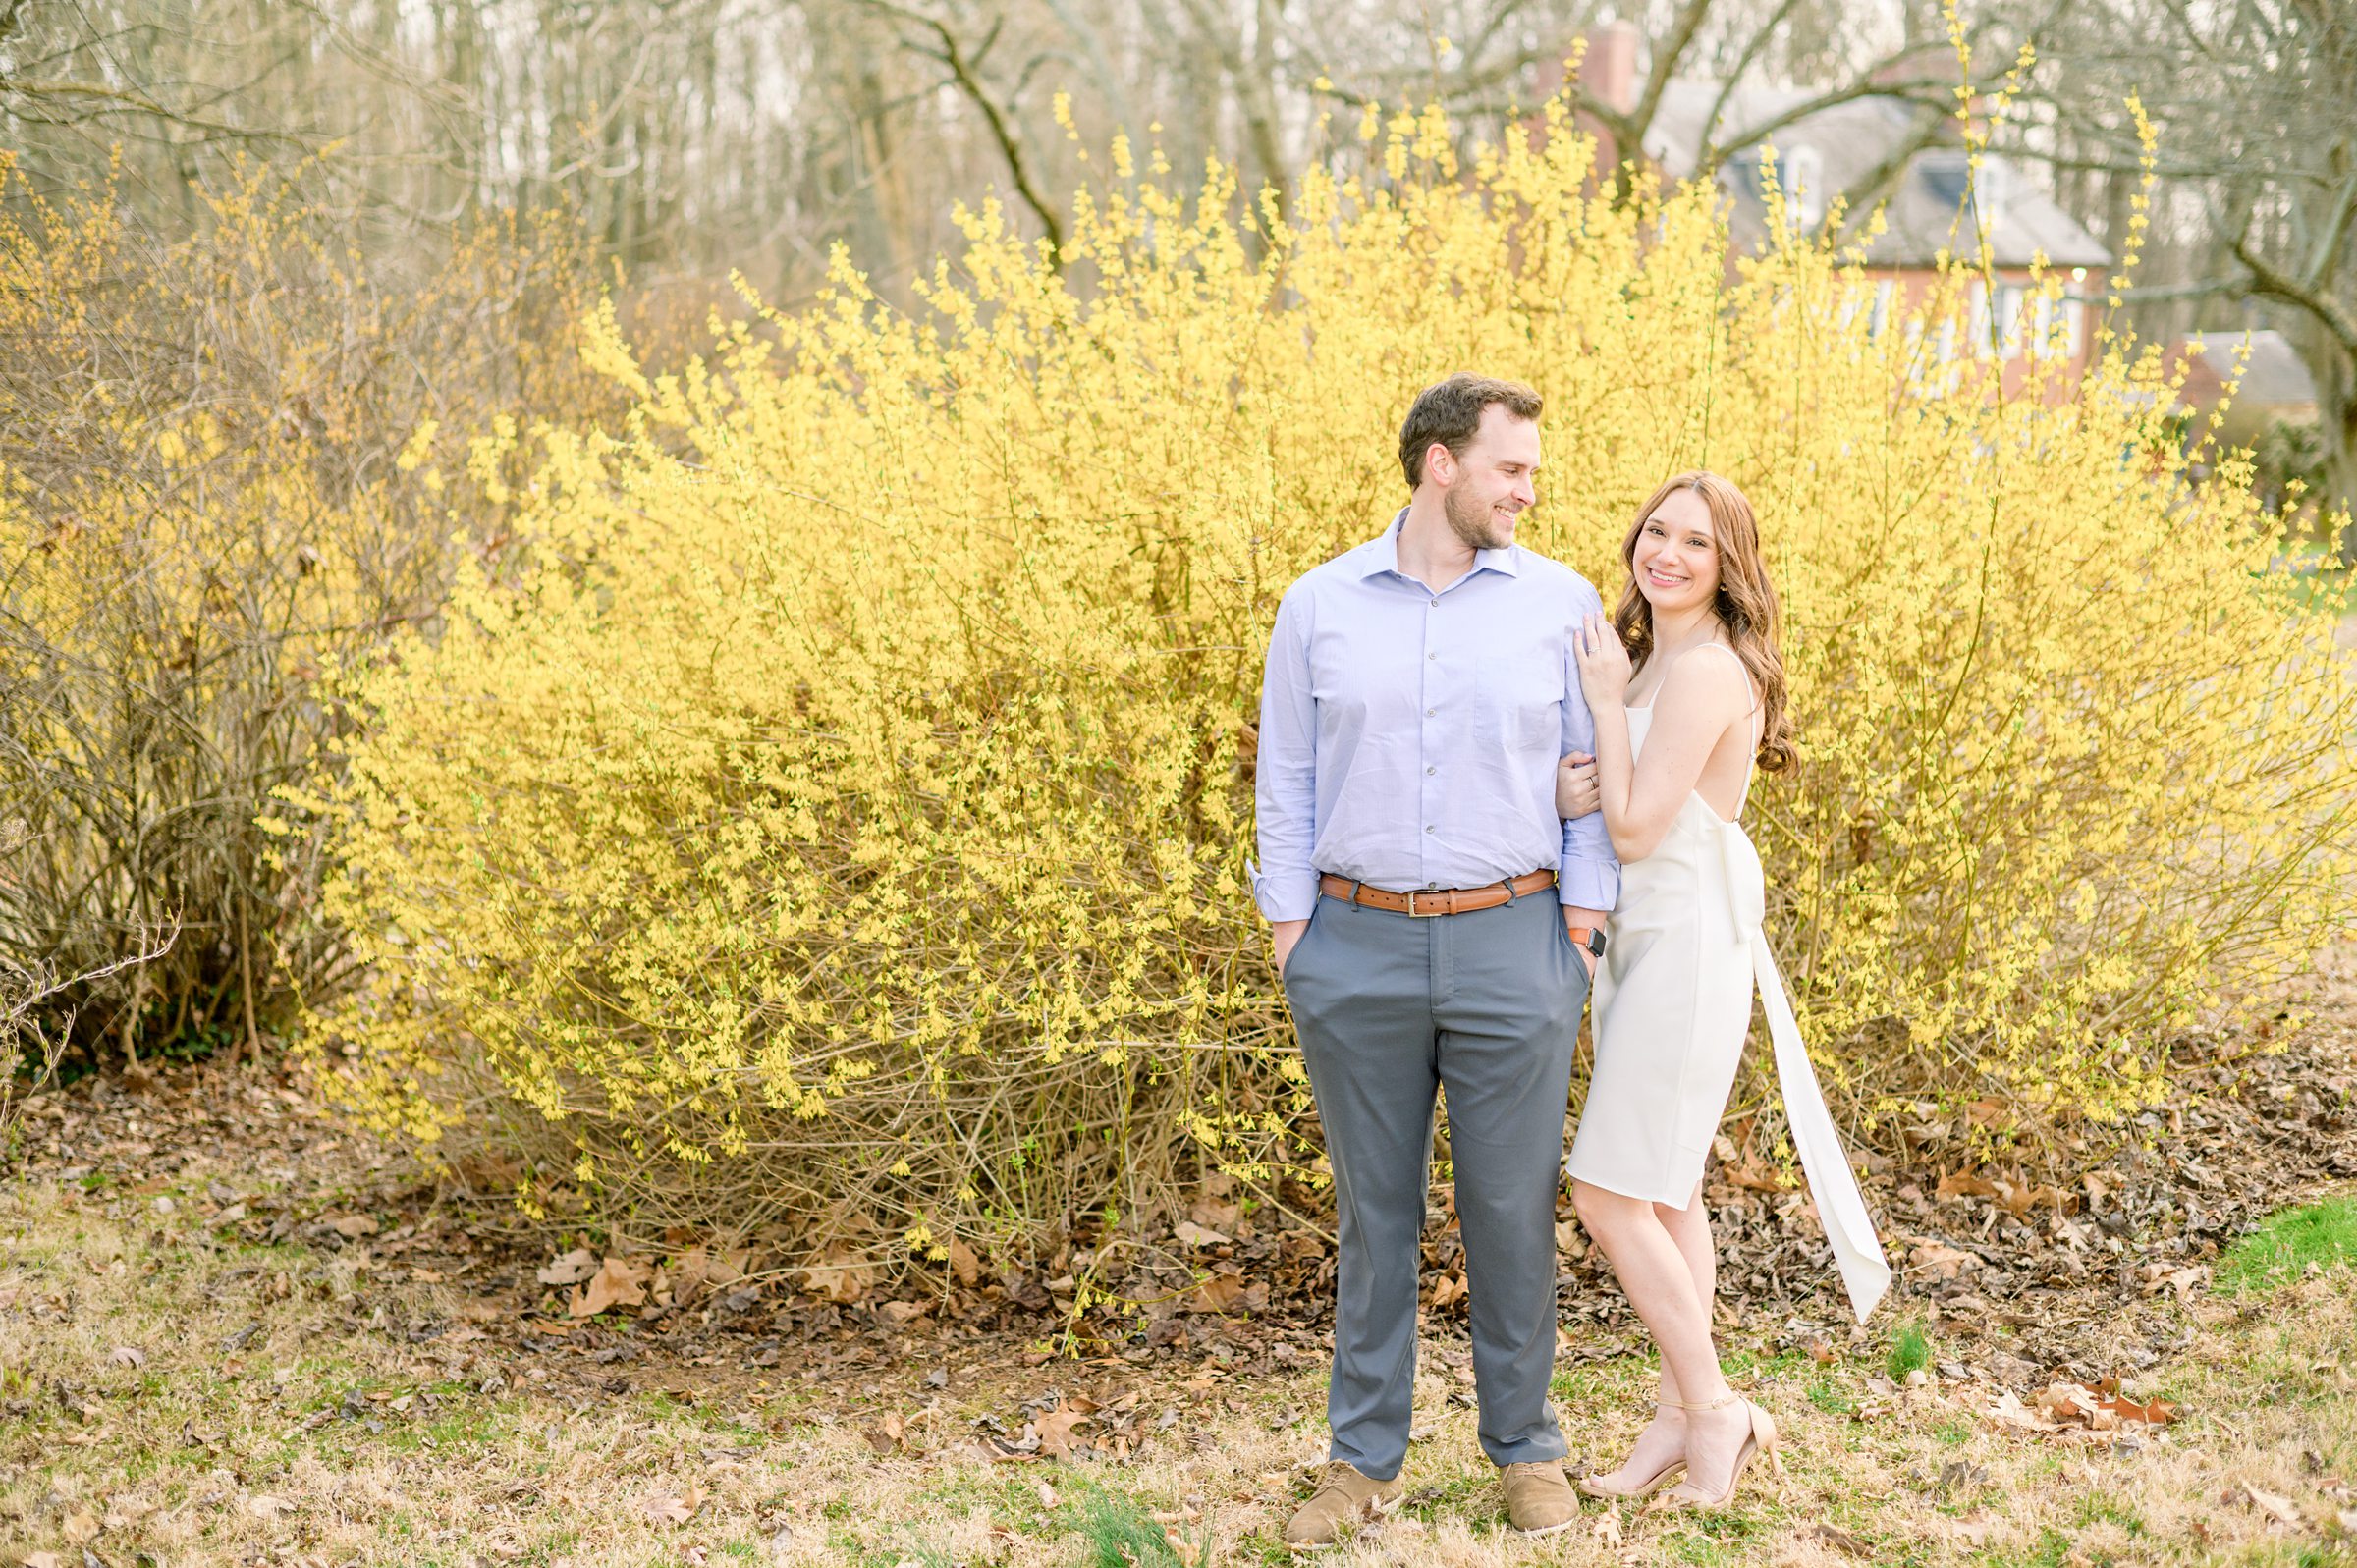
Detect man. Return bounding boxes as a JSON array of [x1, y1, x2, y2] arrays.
[[1253, 373, 1618, 1544]]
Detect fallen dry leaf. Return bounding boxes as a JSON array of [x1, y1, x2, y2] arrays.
[[2037, 1381, 2099, 1424], [2234, 1485, 2306, 1530], [1981, 1387, 2063, 1433], [245, 1494, 295, 1522], [665, 1246, 751, 1307], [1037, 1481, 1060, 1509], [947, 1237, 981, 1286], [1911, 1241, 1976, 1279], [1187, 1196, 1241, 1232], [1592, 1509, 1623, 1547], [1173, 1219, 1232, 1248], [1037, 1404, 1094, 1458], [1185, 1272, 1251, 1314], [1800, 1520, 1871, 1556], [571, 1255, 651, 1318], [535, 1247, 598, 1286], [107, 1346, 144, 1369], [864, 1412, 904, 1455], [325, 1214, 377, 1238], [801, 1245, 876, 1304], [642, 1484, 707, 1525], [1164, 1528, 1200, 1566], [1937, 1169, 2062, 1217], [21, 1553, 65, 1568], [2093, 1379, 2180, 1427], [60, 1511, 98, 1544]]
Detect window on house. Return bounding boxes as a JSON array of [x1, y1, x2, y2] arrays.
[[2027, 292, 2055, 359], [1997, 284, 2025, 358], [1785, 145, 1825, 231], [1972, 159, 2013, 234], [1870, 278, 1895, 339]]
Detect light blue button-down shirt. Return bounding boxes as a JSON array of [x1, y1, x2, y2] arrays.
[[1251, 511, 1621, 922]]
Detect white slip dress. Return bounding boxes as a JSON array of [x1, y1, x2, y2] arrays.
[[1565, 648, 1892, 1324]]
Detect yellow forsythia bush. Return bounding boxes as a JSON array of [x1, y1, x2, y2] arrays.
[[298, 94, 2357, 1271]]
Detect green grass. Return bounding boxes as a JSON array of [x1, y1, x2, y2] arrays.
[[2218, 1196, 2357, 1293], [1395, 1468, 1490, 1522], [1887, 1320, 1932, 1380], [1071, 1482, 1186, 1568], [1805, 1374, 1856, 1416]]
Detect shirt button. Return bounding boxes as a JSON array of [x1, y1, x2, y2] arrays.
[[1429, 598, 1439, 607], [1425, 825, 1435, 833], [1427, 652, 1437, 660], [1426, 766, 1436, 775], [1426, 708, 1436, 717]]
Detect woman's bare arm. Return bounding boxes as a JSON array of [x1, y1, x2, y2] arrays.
[[1576, 635, 1752, 862]]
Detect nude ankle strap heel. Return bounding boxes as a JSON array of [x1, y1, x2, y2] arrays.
[[1576, 1399, 1694, 1500], [1651, 1398, 1782, 1510]]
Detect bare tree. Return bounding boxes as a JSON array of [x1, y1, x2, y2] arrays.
[[2001, 0, 2357, 555]]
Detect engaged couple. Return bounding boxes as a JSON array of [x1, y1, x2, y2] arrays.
[[1252, 373, 1893, 1545]]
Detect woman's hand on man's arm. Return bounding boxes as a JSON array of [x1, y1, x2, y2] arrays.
[[1557, 750, 1599, 818]]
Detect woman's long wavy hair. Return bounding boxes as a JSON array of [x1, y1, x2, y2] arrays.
[[1612, 470, 1798, 773]]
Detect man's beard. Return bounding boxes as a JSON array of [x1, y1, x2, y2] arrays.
[[1444, 485, 1513, 551]]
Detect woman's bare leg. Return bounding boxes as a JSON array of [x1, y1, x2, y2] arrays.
[[1572, 1180, 1750, 1495], [1588, 1182, 1716, 1485]]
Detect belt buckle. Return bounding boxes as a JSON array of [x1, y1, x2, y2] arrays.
[[1404, 889, 1445, 918]]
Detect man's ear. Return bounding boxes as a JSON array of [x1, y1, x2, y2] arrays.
[[1425, 441, 1455, 486]]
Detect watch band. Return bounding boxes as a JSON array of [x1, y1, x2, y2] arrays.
[[1566, 925, 1607, 957]]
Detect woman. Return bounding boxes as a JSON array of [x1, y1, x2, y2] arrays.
[[1556, 471, 1890, 1510]]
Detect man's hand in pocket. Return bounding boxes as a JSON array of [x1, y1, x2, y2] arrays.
[[1272, 918, 1309, 976]]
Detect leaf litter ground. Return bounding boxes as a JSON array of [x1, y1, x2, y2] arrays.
[[2, 946, 2354, 1565]]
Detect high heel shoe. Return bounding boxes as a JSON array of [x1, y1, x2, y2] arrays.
[[1576, 1403, 1688, 1499], [1649, 1394, 1781, 1511]]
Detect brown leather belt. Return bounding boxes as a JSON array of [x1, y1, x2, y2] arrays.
[[1317, 868, 1557, 918]]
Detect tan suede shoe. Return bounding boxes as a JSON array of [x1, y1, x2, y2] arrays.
[[1500, 1459, 1580, 1536], [1283, 1461, 1403, 1548]]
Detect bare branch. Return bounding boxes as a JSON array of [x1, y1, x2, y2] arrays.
[[849, 0, 1068, 261], [2231, 224, 2357, 355]]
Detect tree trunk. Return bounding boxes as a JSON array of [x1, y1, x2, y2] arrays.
[[2325, 381, 2357, 566]]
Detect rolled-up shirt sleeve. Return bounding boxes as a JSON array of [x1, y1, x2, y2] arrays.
[[1557, 583, 1621, 913], [1251, 586, 1321, 922]]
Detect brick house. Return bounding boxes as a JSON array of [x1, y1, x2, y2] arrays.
[[1560, 24, 2112, 405]]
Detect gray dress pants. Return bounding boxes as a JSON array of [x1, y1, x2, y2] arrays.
[[1281, 885, 1588, 1480]]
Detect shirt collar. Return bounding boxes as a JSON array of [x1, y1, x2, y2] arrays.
[[1358, 507, 1522, 582]]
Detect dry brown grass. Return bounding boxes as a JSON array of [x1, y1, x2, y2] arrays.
[[4, 1165, 2354, 1568]]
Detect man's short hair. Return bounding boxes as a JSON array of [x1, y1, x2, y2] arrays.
[[1398, 373, 1545, 491]]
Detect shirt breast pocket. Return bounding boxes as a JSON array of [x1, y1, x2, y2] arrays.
[[1475, 643, 1563, 755]]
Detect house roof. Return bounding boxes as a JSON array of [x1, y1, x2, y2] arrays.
[[2177, 329, 2320, 410], [1641, 81, 2112, 270]]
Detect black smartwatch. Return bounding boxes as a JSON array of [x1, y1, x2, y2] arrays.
[[1567, 925, 1607, 959]]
